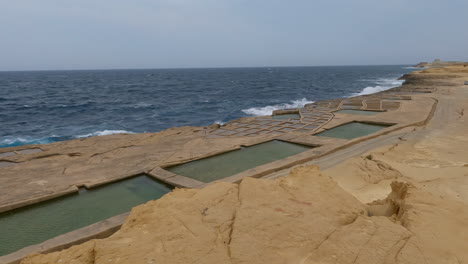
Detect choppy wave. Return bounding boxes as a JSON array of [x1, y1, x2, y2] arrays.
[[0, 130, 135, 148], [76, 130, 135, 138], [0, 66, 413, 149], [242, 98, 314, 116], [0, 136, 63, 148], [352, 78, 404, 96], [129, 102, 152, 108]]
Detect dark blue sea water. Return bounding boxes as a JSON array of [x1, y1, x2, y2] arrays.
[[0, 65, 415, 148]]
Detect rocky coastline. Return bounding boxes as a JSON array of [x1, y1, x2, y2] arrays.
[[1, 63, 468, 263]]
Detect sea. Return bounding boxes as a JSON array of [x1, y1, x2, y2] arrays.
[[0, 65, 417, 148]]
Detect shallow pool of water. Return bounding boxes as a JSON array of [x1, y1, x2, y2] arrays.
[[382, 97, 411, 100], [316, 122, 391, 140], [167, 140, 312, 183], [0, 175, 172, 256], [408, 91, 431, 94], [335, 110, 382, 116], [272, 114, 301, 120]]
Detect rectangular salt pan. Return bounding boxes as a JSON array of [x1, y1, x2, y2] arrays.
[[316, 122, 391, 140], [0, 175, 172, 256], [167, 140, 312, 183], [272, 114, 301, 120], [335, 110, 382, 116]]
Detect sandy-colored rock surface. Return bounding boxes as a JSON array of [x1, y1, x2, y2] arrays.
[[0, 84, 434, 213], [5, 64, 468, 263], [324, 65, 468, 203], [21, 165, 468, 264]]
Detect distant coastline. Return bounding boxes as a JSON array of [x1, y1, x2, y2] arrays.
[[414, 58, 468, 68]]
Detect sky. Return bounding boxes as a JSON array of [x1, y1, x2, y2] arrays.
[[1, 0, 467, 71]]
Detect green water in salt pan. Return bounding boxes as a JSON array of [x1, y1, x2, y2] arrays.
[[316, 122, 391, 140], [335, 110, 382, 116], [272, 114, 301, 120], [167, 140, 312, 183], [0, 175, 172, 256]]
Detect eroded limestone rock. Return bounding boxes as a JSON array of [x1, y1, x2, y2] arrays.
[[21, 166, 468, 264]]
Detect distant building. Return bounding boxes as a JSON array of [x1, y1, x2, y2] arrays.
[[414, 59, 468, 68]]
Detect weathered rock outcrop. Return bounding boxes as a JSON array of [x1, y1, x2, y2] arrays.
[[21, 166, 468, 264], [323, 156, 402, 203]]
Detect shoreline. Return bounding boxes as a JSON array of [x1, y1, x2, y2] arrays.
[[0, 66, 410, 149], [1, 63, 468, 263]]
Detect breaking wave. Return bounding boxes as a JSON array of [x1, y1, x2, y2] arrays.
[[0, 130, 135, 148], [213, 120, 225, 125], [76, 130, 135, 138], [0, 136, 64, 148], [242, 98, 314, 116], [352, 78, 404, 96]]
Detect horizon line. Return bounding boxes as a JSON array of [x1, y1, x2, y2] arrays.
[[0, 63, 414, 73]]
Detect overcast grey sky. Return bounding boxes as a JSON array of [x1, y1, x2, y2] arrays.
[[1, 0, 467, 70]]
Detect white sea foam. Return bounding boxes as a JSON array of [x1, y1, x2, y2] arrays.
[[213, 120, 225, 125], [352, 78, 404, 96], [76, 130, 135, 138], [0, 136, 57, 147], [0, 130, 136, 147], [1, 137, 32, 145], [242, 98, 314, 116], [129, 102, 152, 108]]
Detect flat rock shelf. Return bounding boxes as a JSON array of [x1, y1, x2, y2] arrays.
[[0, 175, 172, 256], [316, 122, 392, 140], [166, 140, 313, 183]]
